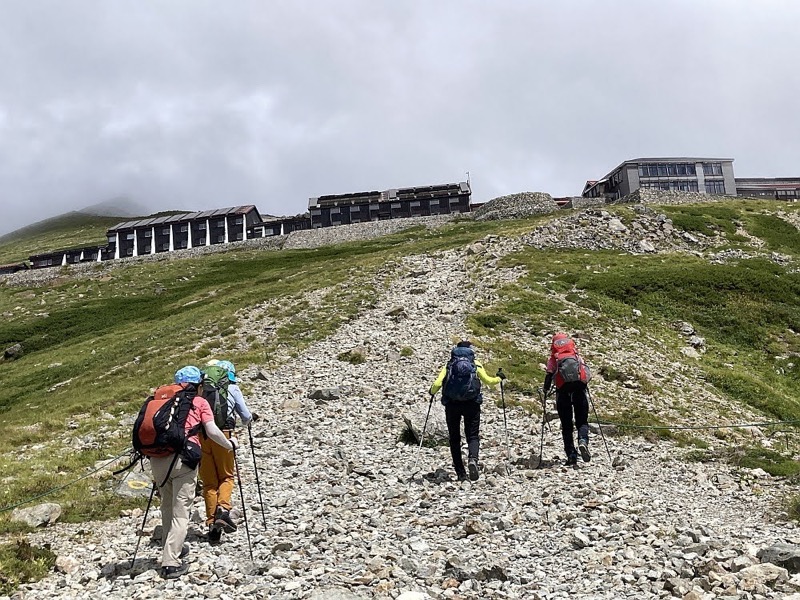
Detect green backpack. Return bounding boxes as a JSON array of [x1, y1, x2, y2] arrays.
[[201, 365, 233, 430]]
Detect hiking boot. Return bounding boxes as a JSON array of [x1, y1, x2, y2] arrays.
[[161, 563, 188, 579], [566, 453, 578, 466], [208, 525, 222, 546], [179, 544, 190, 559], [578, 439, 591, 463], [214, 508, 237, 533], [468, 458, 479, 481], [456, 471, 467, 482]]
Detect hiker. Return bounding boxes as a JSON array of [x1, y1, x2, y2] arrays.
[[148, 366, 237, 579], [429, 340, 504, 481], [542, 332, 592, 465], [199, 359, 254, 545]]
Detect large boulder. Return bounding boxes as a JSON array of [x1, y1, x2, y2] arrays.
[[3, 343, 23, 360], [402, 402, 449, 446], [11, 503, 62, 527], [757, 543, 800, 574]]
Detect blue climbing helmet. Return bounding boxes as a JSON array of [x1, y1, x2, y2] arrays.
[[174, 365, 203, 384], [217, 360, 237, 382]]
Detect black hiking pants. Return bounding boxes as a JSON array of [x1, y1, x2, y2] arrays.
[[444, 400, 481, 477], [555, 383, 589, 458]]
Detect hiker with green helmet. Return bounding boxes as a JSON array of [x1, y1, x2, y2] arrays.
[[149, 366, 238, 579], [199, 359, 255, 545]]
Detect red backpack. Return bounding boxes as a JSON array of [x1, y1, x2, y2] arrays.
[[551, 335, 590, 388]]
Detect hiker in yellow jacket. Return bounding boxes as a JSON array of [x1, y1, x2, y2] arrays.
[[430, 341, 505, 481]]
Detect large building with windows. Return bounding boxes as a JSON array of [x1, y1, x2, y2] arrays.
[[308, 182, 471, 228], [582, 157, 737, 200], [24, 180, 473, 270]]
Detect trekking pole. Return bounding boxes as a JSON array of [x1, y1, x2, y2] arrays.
[[498, 370, 511, 464], [586, 387, 613, 464], [544, 389, 554, 433], [536, 388, 548, 469], [129, 482, 156, 572], [247, 423, 268, 531], [233, 449, 254, 561], [412, 392, 435, 477]]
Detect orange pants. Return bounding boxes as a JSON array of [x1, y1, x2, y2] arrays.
[[199, 431, 234, 526]]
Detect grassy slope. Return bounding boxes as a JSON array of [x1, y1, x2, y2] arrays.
[[0, 217, 536, 529], [0, 213, 126, 264], [0, 200, 799, 532]]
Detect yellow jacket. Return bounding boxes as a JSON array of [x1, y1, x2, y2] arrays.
[[429, 360, 502, 401]]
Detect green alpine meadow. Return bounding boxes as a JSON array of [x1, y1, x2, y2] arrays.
[[1, 197, 799, 594]]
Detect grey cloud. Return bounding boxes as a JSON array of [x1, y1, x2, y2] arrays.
[[1, 0, 799, 235]]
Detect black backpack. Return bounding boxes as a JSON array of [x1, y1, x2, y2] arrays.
[[443, 347, 481, 402], [129, 383, 202, 480]]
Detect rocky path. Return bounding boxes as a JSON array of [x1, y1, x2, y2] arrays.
[[14, 241, 800, 600]]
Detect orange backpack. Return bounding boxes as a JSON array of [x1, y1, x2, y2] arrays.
[[132, 384, 197, 458]]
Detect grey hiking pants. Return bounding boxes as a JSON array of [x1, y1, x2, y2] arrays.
[[150, 455, 197, 568]]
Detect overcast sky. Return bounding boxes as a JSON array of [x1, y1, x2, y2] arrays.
[[1, 1, 799, 235]]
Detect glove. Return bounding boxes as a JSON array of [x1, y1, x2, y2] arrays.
[[497, 369, 507, 380], [250, 412, 261, 423], [229, 437, 239, 452]]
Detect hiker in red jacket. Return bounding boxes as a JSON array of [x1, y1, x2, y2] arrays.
[[542, 333, 592, 465]]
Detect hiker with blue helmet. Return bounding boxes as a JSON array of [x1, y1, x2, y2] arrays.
[[429, 340, 505, 481], [149, 366, 238, 579], [199, 359, 255, 545]]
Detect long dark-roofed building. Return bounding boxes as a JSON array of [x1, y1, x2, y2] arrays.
[[23, 182, 472, 271], [105, 206, 262, 258], [29, 244, 110, 268], [308, 181, 471, 228], [735, 177, 800, 200]]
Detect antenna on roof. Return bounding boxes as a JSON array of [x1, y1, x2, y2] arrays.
[[466, 171, 471, 187]]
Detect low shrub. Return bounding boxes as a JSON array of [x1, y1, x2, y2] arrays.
[[0, 539, 56, 595], [337, 350, 366, 365]]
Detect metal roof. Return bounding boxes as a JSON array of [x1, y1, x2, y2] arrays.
[[308, 182, 470, 209], [107, 206, 260, 232]]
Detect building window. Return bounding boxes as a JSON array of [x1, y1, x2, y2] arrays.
[[705, 180, 725, 194], [198, 222, 206, 230], [162, 228, 170, 235], [180, 225, 188, 232], [330, 207, 340, 214], [703, 162, 723, 176], [641, 180, 698, 192], [234, 218, 243, 225], [639, 162, 697, 178], [391, 203, 401, 209], [126, 233, 134, 240], [144, 230, 152, 237]]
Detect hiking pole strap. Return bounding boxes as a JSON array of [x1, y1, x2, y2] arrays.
[[159, 452, 180, 488]]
